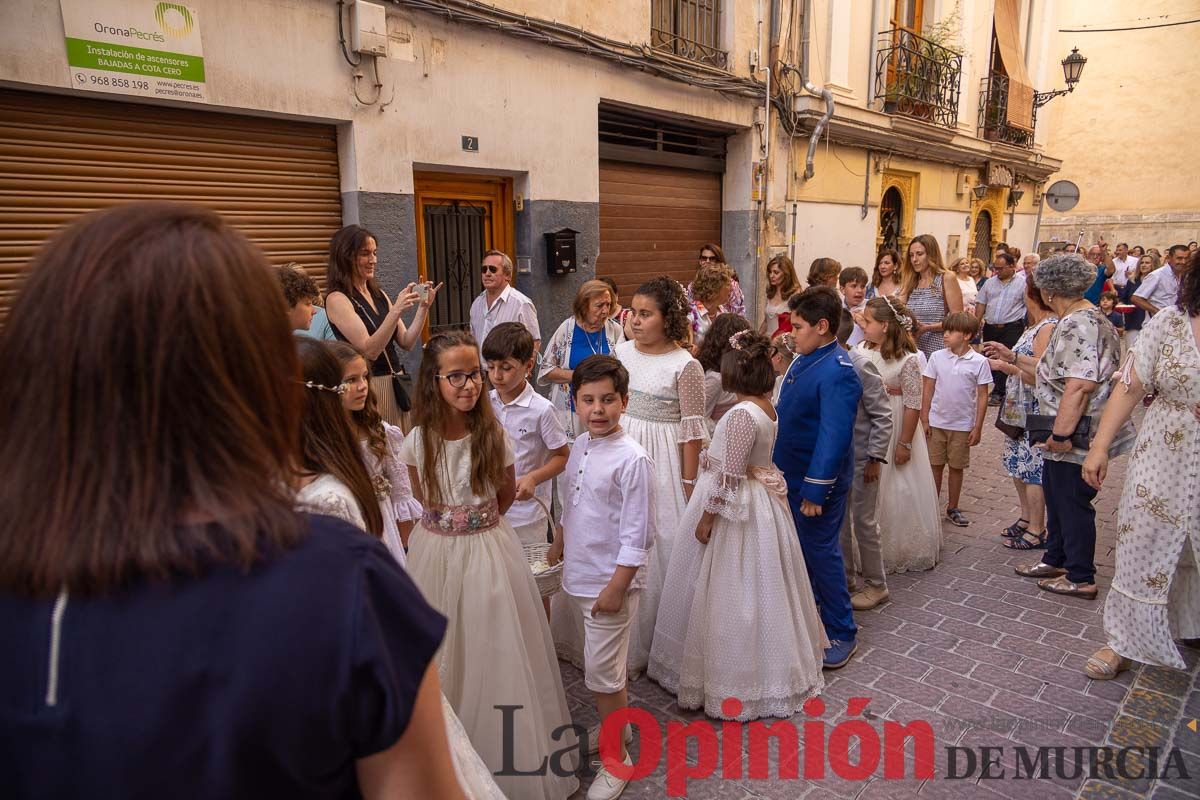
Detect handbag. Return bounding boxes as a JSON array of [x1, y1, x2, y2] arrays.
[[1025, 414, 1091, 450], [993, 411, 1023, 441]]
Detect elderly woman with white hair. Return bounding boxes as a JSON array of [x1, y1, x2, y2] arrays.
[[1022, 252, 1040, 278], [984, 254, 1135, 600]]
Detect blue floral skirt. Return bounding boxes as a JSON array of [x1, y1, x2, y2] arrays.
[[1002, 432, 1044, 485]]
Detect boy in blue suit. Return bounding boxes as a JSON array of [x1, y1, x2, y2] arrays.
[[774, 286, 863, 669]]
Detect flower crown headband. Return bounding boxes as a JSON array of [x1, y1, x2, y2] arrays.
[[879, 295, 914, 332], [299, 380, 347, 395]]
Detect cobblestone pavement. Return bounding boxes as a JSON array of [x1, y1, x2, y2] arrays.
[[560, 419, 1200, 800]]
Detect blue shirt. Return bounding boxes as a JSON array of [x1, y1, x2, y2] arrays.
[[1082, 265, 1109, 305], [296, 306, 337, 341], [773, 341, 863, 505], [0, 516, 445, 799], [567, 323, 610, 410]]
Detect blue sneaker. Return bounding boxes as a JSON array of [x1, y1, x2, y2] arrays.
[[823, 638, 858, 670]]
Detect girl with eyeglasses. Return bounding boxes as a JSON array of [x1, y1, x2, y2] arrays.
[[399, 330, 580, 800]]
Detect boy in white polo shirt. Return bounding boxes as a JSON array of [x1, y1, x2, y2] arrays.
[[484, 322, 569, 616], [921, 311, 992, 527], [547, 354, 655, 800]]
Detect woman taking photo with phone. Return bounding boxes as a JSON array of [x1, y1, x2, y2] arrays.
[[326, 224, 442, 430]]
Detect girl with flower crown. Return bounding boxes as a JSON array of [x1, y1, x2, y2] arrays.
[[856, 297, 942, 573], [648, 329, 826, 721]]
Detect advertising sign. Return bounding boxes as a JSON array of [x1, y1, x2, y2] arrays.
[[60, 0, 207, 102]]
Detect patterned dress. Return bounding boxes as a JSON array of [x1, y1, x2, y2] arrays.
[[1105, 307, 1200, 669], [1000, 317, 1057, 485], [906, 273, 947, 358]]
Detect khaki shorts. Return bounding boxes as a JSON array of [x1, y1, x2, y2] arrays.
[[568, 591, 640, 694], [928, 426, 971, 470]]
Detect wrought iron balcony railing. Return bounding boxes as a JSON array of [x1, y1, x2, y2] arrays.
[[978, 72, 1037, 149], [874, 28, 963, 129], [650, 0, 728, 69]]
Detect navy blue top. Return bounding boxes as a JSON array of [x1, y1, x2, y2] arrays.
[[1119, 280, 1147, 331], [0, 515, 446, 800]]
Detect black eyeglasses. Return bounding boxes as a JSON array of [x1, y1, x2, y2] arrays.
[[436, 369, 484, 388], [481, 264, 501, 274]]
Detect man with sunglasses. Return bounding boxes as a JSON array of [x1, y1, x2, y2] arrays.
[[469, 249, 541, 355]]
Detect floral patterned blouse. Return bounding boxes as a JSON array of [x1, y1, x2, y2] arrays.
[[1034, 306, 1134, 464]]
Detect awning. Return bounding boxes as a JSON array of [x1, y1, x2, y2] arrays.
[[993, 0, 1035, 132]]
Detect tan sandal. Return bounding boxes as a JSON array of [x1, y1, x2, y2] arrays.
[[1085, 646, 1132, 680], [1037, 575, 1098, 599], [1015, 561, 1067, 579]]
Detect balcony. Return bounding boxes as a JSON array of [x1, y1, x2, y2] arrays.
[[978, 72, 1037, 149], [650, 0, 727, 69], [874, 28, 963, 129]]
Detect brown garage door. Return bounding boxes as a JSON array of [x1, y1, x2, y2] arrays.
[[0, 89, 341, 319], [597, 159, 722, 302]]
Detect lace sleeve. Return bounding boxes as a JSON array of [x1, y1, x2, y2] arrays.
[[677, 357, 710, 444], [900, 355, 924, 410], [384, 424, 423, 522], [703, 407, 755, 521], [536, 318, 571, 386]]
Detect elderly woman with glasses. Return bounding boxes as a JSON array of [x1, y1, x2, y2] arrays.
[[984, 254, 1136, 600], [538, 279, 627, 441]]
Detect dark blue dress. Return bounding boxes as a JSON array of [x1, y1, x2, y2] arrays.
[[0, 516, 445, 800]]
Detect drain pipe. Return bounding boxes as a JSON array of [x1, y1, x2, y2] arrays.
[[799, 0, 834, 180]]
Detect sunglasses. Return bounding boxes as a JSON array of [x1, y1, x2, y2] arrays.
[[481, 264, 501, 274], [436, 369, 485, 388]]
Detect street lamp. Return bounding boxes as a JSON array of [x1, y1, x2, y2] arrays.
[[972, 184, 989, 201], [1034, 48, 1087, 108]]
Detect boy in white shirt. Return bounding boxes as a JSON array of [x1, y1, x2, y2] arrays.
[[547, 354, 655, 800], [921, 312, 993, 527], [483, 323, 569, 613]]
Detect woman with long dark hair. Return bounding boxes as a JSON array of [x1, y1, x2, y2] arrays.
[[325, 224, 442, 429], [0, 203, 464, 798]]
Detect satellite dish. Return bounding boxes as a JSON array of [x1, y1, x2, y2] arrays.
[[1045, 180, 1080, 212]]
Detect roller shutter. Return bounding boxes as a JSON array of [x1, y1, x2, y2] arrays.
[[0, 88, 341, 319], [597, 159, 722, 302]]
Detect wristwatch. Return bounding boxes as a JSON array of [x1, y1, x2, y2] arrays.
[[1050, 432, 1072, 443], [898, 441, 913, 450]]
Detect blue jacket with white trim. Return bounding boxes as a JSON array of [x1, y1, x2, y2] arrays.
[[773, 340, 863, 505]]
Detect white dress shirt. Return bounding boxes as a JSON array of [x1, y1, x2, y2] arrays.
[[1112, 255, 1138, 287], [469, 284, 541, 346], [1133, 267, 1181, 313], [489, 382, 567, 526], [561, 429, 656, 597], [923, 347, 993, 431]]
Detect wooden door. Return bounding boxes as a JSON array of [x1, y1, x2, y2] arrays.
[[414, 173, 513, 334]]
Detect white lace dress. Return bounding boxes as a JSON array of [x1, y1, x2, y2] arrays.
[[360, 423, 424, 567], [401, 430, 579, 800], [856, 345, 942, 572], [295, 474, 504, 800], [647, 401, 826, 720], [552, 342, 708, 675]]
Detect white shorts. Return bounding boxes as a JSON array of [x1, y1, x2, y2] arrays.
[[567, 591, 640, 694], [511, 518, 550, 547]]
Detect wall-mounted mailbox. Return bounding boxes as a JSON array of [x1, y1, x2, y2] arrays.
[[544, 228, 579, 275]]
